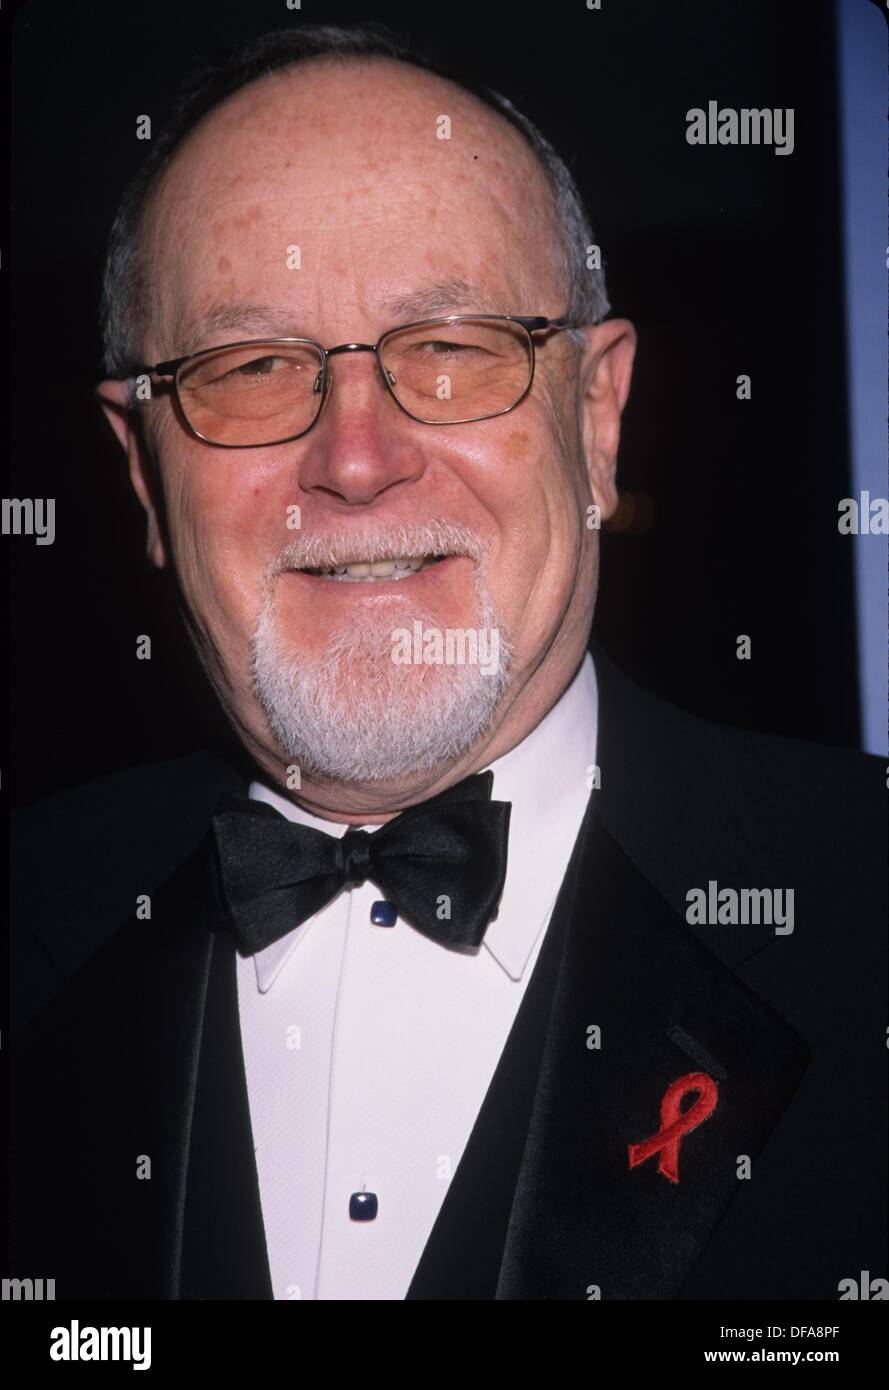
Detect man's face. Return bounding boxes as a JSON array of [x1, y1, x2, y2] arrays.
[[100, 57, 635, 817]]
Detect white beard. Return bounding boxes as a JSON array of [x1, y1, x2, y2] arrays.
[[250, 529, 512, 783]]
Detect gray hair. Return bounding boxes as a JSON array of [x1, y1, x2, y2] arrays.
[[100, 22, 610, 381]]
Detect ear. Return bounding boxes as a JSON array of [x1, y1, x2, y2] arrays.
[[577, 318, 637, 521], [95, 378, 168, 568]]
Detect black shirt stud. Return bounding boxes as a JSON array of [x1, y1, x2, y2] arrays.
[[349, 1190, 379, 1221]]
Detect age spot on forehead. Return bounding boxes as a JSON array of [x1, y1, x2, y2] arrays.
[[232, 203, 265, 230]]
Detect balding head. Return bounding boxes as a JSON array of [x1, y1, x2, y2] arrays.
[[138, 55, 574, 381], [100, 25, 608, 379]]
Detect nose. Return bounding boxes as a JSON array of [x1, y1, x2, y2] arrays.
[[297, 349, 426, 507]]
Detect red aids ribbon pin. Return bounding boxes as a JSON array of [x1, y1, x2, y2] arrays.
[[628, 1072, 718, 1184]]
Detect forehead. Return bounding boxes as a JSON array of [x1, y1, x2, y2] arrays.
[[141, 57, 566, 353]]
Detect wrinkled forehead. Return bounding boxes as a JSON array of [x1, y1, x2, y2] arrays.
[[139, 57, 567, 356]]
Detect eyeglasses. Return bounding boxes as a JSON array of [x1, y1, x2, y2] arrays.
[[136, 314, 578, 448]]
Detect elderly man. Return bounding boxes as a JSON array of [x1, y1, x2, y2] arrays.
[[10, 24, 885, 1302]]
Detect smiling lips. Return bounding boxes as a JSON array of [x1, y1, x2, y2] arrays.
[[300, 555, 447, 582]]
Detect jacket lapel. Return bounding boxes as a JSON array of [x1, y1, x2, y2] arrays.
[[178, 913, 272, 1299], [494, 807, 810, 1299]]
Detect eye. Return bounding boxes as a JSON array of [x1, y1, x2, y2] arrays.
[[419, 340, 476, 354], [233, 355, 290, 377]]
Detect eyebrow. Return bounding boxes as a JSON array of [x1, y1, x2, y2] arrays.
[[174, 278, 508, 356], [174, 302, 299, 357], [380, 278, 504, 321]]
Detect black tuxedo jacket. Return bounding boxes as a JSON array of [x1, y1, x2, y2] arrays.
[[9, 643, 887, 1299]]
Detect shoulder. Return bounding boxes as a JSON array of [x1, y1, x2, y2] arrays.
[[592, 640, 884, 860], [12, 749, 246, 1031], [591, 641, 885, 956]]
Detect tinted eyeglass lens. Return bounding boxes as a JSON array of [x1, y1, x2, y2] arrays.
[[177, 342, 325, 445], [380, 318, 532, 423]]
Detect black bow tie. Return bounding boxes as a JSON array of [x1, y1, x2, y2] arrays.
[[210, 771, 511, 956]]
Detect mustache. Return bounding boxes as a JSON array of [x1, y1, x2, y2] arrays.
[[265, 520, 490, 577]]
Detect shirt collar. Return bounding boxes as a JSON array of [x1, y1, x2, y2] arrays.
[[246, 652, 597, 991], [482, 652, 597, 978]]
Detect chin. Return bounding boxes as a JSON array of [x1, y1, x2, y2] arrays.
[[250, 589, 512, 783]]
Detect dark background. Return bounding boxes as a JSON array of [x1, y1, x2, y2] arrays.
[[8, 0, 871, 808]]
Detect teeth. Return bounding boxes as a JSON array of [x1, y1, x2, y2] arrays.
[[304, 555, 444, 581]]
